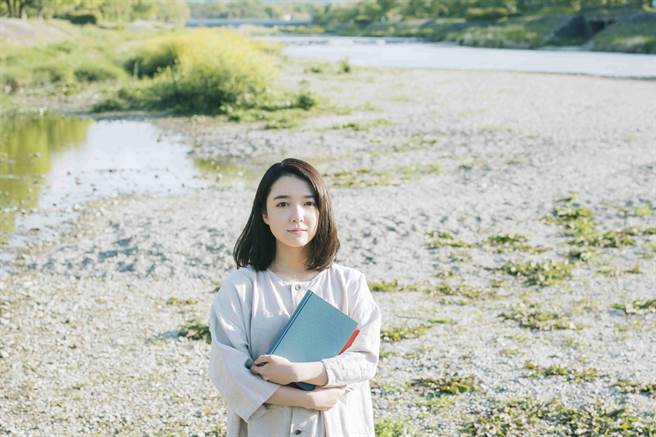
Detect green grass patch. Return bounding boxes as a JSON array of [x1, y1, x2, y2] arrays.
[[178, 318, 211, 343], [463, 398, 656, 436], [546, 202, 646, 249], [567, 247, 596, 262], [411, 374, 480, 396], [592, 18, 656, 54], [612, 299, 656, 315], [374, 417, 419, 437], [94, 29, 312, 116], [614, 380, 656, 397], [447, 15, 572, 49], [485, 233, 548, 253], [499, 260, 573, 287], [369, 279, 401, 292], [327, 118, 391, 131], [426, 230, 475, 249], [524, 360, 600, 382], [597, 264, 642, 277], [166, 297, 198, 306], [369, 280, 427, 292], [500, 304, 577, 331], [325, 163, 440, 189], [631, 203, 655, 217], [381, 323, 434, 342], [428, 282, 492, 301]]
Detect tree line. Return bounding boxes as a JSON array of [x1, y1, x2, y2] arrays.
[[1, 0, 189, 22], [188, 0, 319, 20], [314, 0, 649, 24]]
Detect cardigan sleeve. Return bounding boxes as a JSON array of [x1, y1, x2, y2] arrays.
[[208, 275, 280, 422], [321, 272, 381, 387]]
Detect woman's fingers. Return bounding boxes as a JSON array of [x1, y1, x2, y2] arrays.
[[253, 355, 271, 367]]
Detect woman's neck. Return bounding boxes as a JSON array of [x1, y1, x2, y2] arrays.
[[269, 244, 315, 280]]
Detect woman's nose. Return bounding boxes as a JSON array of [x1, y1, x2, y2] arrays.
[[290, 204, 304, 222]]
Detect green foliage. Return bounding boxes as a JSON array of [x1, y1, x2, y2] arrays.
[[2, 0, 190, 22], [327, 118, 391, 131], [499, 260, 573, 287], [567, 247, 596, 262], [178, 318, 211, 343], [325, 163, 439, 189], [411, 374, 480, 396], [166, 297, 197, 306], [500, 304, 577, 331], [96, 29, 282, 115], [369, 279, 401, 292], [485, 233, 547, 253], [429, 282, 490, 300], [0, 34, 128, 94], [591, 16, 656, 54], [338, 57, 352, 73], [612, 299, 656, 315], [614, 380, 656, 397], [375, 417, 418, 437], [524, 360, 600, 381], [426, 230, 474, 249], [381, 323, 433, 342], [463, 398, 656, 436]]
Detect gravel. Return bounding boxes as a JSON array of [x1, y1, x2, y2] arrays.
[[1, 62, 655, 435]]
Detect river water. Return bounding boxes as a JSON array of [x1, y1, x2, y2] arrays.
[[269, 35, 656, 78]]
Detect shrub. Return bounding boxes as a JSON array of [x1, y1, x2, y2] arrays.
[[101, 29, 279, 114]]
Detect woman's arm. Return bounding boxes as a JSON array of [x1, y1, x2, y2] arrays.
[[250, 355, 328, 387], [294, 361, 328, 386], [266, 385, 347, 411], [265, 385, 314, 408]]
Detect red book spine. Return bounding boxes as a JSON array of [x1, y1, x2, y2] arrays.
[[338, 329, 360, 354]]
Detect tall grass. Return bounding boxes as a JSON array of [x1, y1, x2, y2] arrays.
[[1, 26, 308, 117], [96, 29, 296, 114]]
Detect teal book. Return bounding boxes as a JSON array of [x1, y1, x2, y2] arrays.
[[267, 289, 360, 391]]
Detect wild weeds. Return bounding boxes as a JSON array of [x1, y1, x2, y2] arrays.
[[411, 374, 480, 396], [499, 260, 573, 287], [500, 304, 576, 331], [178, 318, 211, 343], [524, 360, 600, 382], [463, 398, 656, 436]]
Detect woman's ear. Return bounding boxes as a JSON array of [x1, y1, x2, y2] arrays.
[[262, 210, 269, 225]]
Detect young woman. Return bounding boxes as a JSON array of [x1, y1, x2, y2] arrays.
[[208, 158, 381, 437]]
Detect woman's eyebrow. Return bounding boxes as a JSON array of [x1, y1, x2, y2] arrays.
[[272, 194, 316, 200]]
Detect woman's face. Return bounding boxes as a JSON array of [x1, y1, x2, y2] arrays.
[[262, 175, 320, 249]]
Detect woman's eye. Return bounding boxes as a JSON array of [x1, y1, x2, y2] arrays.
[[306, 201, 316, 206], [276, 202, 288, 207]]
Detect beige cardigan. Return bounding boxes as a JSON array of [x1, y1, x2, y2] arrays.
[[208, 263, 381, 437]]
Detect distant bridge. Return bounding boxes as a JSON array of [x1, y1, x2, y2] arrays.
[[186, 18, 314, 28]]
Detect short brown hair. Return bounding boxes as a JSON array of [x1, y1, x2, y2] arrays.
[[233, 158, 340, 271]]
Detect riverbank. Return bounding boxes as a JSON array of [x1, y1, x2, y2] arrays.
[[1, 57, 655, 435], [308, 8, 656, 54]]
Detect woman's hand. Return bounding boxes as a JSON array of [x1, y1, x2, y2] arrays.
[[308, 385, 347, 411], [250, 354, 298, 385]]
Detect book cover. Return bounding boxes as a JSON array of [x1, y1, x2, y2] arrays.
[[267, 289, 359, 391]]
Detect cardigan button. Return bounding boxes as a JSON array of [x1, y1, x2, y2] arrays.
[[293, 430, 302, 435], [294, 284, 302, 291]]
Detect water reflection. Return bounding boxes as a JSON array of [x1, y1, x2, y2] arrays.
[[0, 115, 211, 253], [0, 114, 92, 233]]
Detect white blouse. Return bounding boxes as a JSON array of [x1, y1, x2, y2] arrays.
[[208, 263, 381, 437]]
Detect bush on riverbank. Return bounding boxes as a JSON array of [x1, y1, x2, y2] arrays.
[[0, 29, 129, 95], [95, 29, 306, 115]]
